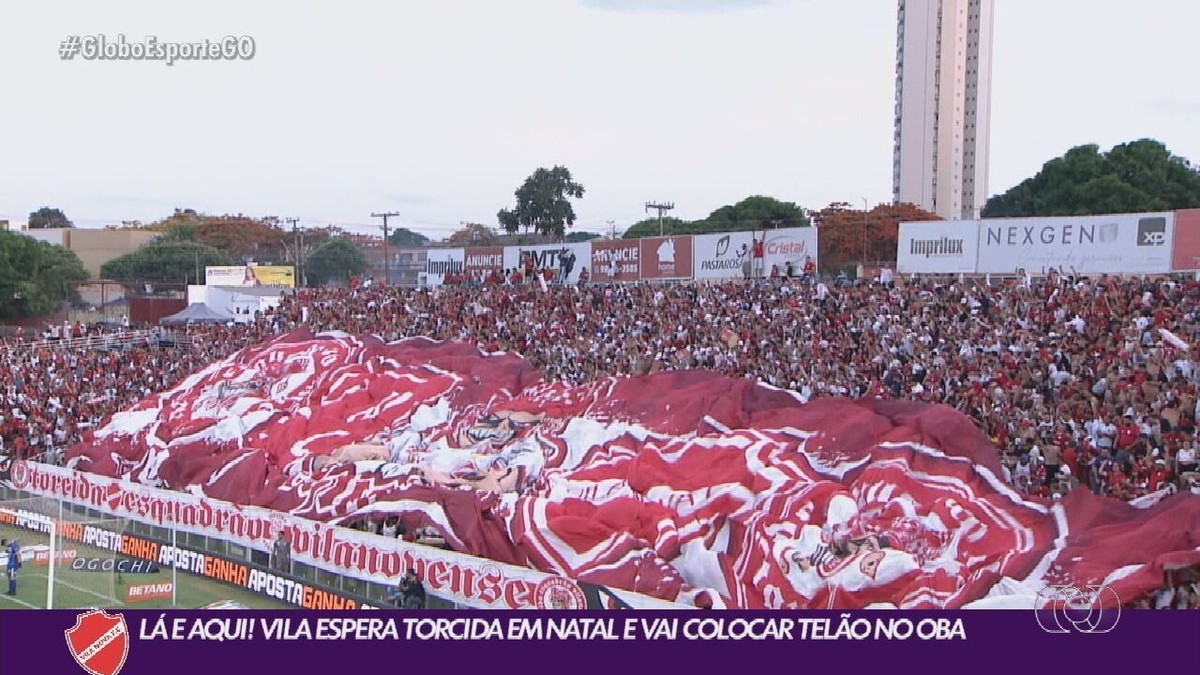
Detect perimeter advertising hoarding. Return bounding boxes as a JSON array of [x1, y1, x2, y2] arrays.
[[760, 228, 817, 274], [1170, 209, 1200, 271], [2, 461, 684, 610], [502, 243, 591, 284], [464, 246, 505, 277], [205, 265, 296, 288], [974, 212, 1175, 275], [590, 239, 640, 282], [0, 507, 373, 609], [898, 221, 980, 274], [638, 236, 694, 280], [423, 248, 465, 286], [693, 231, 753, 280]]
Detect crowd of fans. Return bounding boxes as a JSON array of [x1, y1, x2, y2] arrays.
[[296, 270, 1200, 502], [3, 269, 1200, 606], [5, 271, 1200, 505]]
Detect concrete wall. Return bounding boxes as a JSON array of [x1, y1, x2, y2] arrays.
[[65, 229, 160, 278]]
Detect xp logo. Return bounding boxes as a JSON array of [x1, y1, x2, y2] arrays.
[[1034, 585, 1121, 634], [1137, 217, 1167, 246]]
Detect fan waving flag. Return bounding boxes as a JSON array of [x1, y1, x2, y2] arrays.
[[65, 330, 1200, 608]]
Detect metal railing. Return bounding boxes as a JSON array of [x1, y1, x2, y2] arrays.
[[0, 328, 196, 355]]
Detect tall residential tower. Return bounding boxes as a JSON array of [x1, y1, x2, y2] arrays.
[[892, 0, 994, 219]]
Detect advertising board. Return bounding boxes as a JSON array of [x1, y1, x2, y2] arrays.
[[423, 248, 466, 286], [1170, 209, 1200, 271], [693, 232, 753, 279], [638, 236, 693, 280], [2, 461, 684, 610], [898, 221, 980, 274], [502, 243, 591, 284], [589, 240, 640, 282], [975, 212, 1174, 275], [760, 228, 817, 275]]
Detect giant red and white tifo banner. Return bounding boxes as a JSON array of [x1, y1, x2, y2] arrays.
[[35, 329, 1200, 609]]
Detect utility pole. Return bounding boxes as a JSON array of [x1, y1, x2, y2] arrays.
[[644, 202, 674, 237], [371, 211, 400, 285], [861, 198, 869, 262], [284, 217, 301, 288], [607, 220, 616, 240]]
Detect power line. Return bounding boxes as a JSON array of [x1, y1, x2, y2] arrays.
[[644, 201, 675, 237], [370, 211, 400, 285]]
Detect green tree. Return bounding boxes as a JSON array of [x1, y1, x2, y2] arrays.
[[620, 195, 811, 238], [28, 206, 73, 229], [101, 241, 234, 285], [564, 231, 602, 243], [695, 195, 810, 233], [305, 237, 367, 286], [0, 229, 89, 319], [387, 227, 430, 248], [983, 139, 1200, 217], [158, 222, 200, 242], [622, 217, 687, 239], [497, 166, 585, 238]]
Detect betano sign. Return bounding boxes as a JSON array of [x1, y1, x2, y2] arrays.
[[3, 461, 684, 610]]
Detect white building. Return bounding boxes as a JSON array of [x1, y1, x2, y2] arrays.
[[892, 0, 994, 220], [188, 285, 287, 324]]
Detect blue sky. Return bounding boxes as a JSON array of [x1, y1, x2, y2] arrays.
[[1, 0, 1196, 238]]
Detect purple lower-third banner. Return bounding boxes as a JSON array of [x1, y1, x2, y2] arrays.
[[0, 610, 1195, 675]]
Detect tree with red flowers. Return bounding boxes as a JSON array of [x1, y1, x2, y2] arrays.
[[814, 202, 940, 272]]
